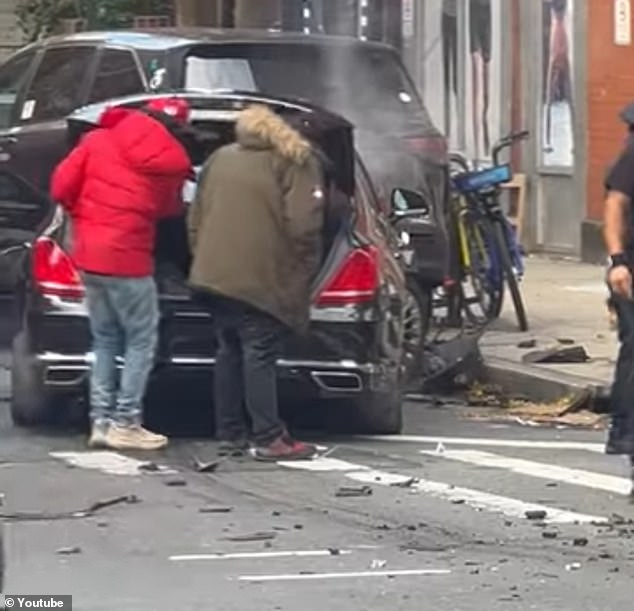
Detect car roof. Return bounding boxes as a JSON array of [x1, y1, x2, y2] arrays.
[[23, 28, 396, 53], [68, 90, 354, 129]]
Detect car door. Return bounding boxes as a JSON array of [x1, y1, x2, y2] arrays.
[[0, 168, 53, 294], [7, 46, 98, 192]]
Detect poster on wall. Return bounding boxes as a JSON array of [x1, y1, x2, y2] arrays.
[[541, 0, 575, 167], [422, 0, 502, 163]]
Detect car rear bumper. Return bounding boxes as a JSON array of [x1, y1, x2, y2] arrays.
[[36, 352, 400, 398]]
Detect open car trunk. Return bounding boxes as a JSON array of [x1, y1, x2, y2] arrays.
[[67, 93, 356, 303]]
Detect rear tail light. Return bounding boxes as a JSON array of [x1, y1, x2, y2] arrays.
[[32, 237, 84, 299], [404, 136, 448, 160], [316, 246, 379, 306]]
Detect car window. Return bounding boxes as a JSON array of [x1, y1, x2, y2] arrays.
[[0, 53, 35, 129], [89, 48, 145, 104], [21, 46, 96, 123], [0, 170, 49, 235]]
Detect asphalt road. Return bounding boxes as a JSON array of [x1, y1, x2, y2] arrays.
[[1, 367, 633, 610]]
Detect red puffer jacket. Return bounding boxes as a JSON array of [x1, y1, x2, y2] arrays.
[[51, 107, 191, 277]]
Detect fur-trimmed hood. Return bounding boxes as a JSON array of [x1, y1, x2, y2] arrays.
[[235, 105, 311, 165]]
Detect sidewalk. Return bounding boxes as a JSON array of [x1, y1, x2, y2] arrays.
[[480, 255, 616, 403]]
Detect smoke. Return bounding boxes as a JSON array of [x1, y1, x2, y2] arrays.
[[316, 41, 440, 200]]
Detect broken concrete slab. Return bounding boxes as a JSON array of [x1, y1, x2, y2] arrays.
[[521, 345, 590, 365]]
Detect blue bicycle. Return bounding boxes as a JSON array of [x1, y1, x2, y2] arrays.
[[449, 130, 529, 331]]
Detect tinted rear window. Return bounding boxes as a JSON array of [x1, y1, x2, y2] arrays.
[[183, 43, 437, 136]]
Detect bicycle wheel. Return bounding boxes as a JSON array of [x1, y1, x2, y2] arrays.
[[494, 220, 529, 331], [460, 215, 503, 326]]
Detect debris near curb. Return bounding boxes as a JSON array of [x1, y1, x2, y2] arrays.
[[522, 345, 590, 365], [462, 384, 607, 429]]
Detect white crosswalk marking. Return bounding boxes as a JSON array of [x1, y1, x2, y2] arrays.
[[420, 449, 632, 496], [355, 435, 605, 453], [280, 457, 607, 524]]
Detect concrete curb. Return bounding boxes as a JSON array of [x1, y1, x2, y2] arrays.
[[479, 356, 612, 412]]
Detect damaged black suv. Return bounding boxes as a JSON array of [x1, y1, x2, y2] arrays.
[[2, 91, 420, 435]]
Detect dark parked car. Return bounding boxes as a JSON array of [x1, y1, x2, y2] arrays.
[[3, 91, 419, 434], [0, 29, 448, 311]]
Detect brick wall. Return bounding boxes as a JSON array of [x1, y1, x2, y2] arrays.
[[586, 0, 634, 221]]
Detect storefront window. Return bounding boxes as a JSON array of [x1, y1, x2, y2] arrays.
[[540, 0, 575, 168]]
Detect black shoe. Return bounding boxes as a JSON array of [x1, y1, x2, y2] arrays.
[[217, 439, 250, 457]]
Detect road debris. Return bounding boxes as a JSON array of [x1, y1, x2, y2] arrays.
[[164, 478, 187, 487], [542, 531, 558, 539], [192, 457, 225, 473], [517, 339, 537, 349], [522, 345, 590, 364], [565, 562, 582, 571], [390, 477, 418, 488], [370, 559, 387, 569], [56, 546, 82, 555], [525, 510, 547, 521], [138, 461, 161, 472], [199, 506, 233, 514], [573, 537, 589, 547], [335, 485, 373, 498], [0, 494, 140, 522], [223, 532, 277, 542]]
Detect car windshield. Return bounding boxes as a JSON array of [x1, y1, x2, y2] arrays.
[[183, 43, 434, 134]]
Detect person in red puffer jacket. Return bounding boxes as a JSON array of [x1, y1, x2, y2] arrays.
[[51, 97, 192, 451]]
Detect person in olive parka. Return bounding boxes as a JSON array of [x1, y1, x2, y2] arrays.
[[187, 104, 325, 461]]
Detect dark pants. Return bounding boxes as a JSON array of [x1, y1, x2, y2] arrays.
[[608, 295, 634, 455], [203, 295, 287, 444]]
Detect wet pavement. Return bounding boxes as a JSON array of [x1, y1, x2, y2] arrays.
[[1, 380, 634, 610]]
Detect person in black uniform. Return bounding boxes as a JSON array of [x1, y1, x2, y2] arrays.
[[603, 102, 634, 497], [469, 0, 492, 158]]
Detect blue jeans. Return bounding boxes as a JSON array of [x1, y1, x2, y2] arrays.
[[83, 274, 159, 427]]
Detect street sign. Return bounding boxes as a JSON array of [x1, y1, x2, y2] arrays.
[[615, 0, 631, 46], [402, 0, 414, 39]]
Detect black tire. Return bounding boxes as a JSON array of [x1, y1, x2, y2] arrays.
[[10, 331, 53, 427], [326, 388, 403, 435], [494, 222, 529, 332], [402, 277, 432, 383]]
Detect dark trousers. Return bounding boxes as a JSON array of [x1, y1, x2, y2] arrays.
[[204, 295, 286, 444], [609, 295, 634, 455]]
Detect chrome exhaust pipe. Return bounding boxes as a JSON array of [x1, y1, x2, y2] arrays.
[[310, 371, 363, 393], [44, 366, 88, 387]]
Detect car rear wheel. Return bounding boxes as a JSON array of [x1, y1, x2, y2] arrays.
[[325, 388, 403, 435], [10, 331, 53, 427]]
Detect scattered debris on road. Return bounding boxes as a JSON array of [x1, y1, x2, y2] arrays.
[[389, 477, 418, 488], [164, 478, 187, 487], [565, 562, 582, 571], [525, 510, 547, 521], [335, 485, 373, 498], [223, 532, 277, 542], [192, 456, 225, 473], [56, 546, 82, 555], [198, 506, 233, 514], [0, 494, 140, 522]]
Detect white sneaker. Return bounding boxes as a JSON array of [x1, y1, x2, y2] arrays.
[[105, 425, 168, 451], [88, 422, 111, 449]]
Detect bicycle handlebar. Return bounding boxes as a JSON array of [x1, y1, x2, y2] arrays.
[[492, 129, 530, 165]]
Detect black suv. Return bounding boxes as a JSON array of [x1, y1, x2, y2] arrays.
[[3, 91, 421, 434], [0, 29, 448, 290]]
